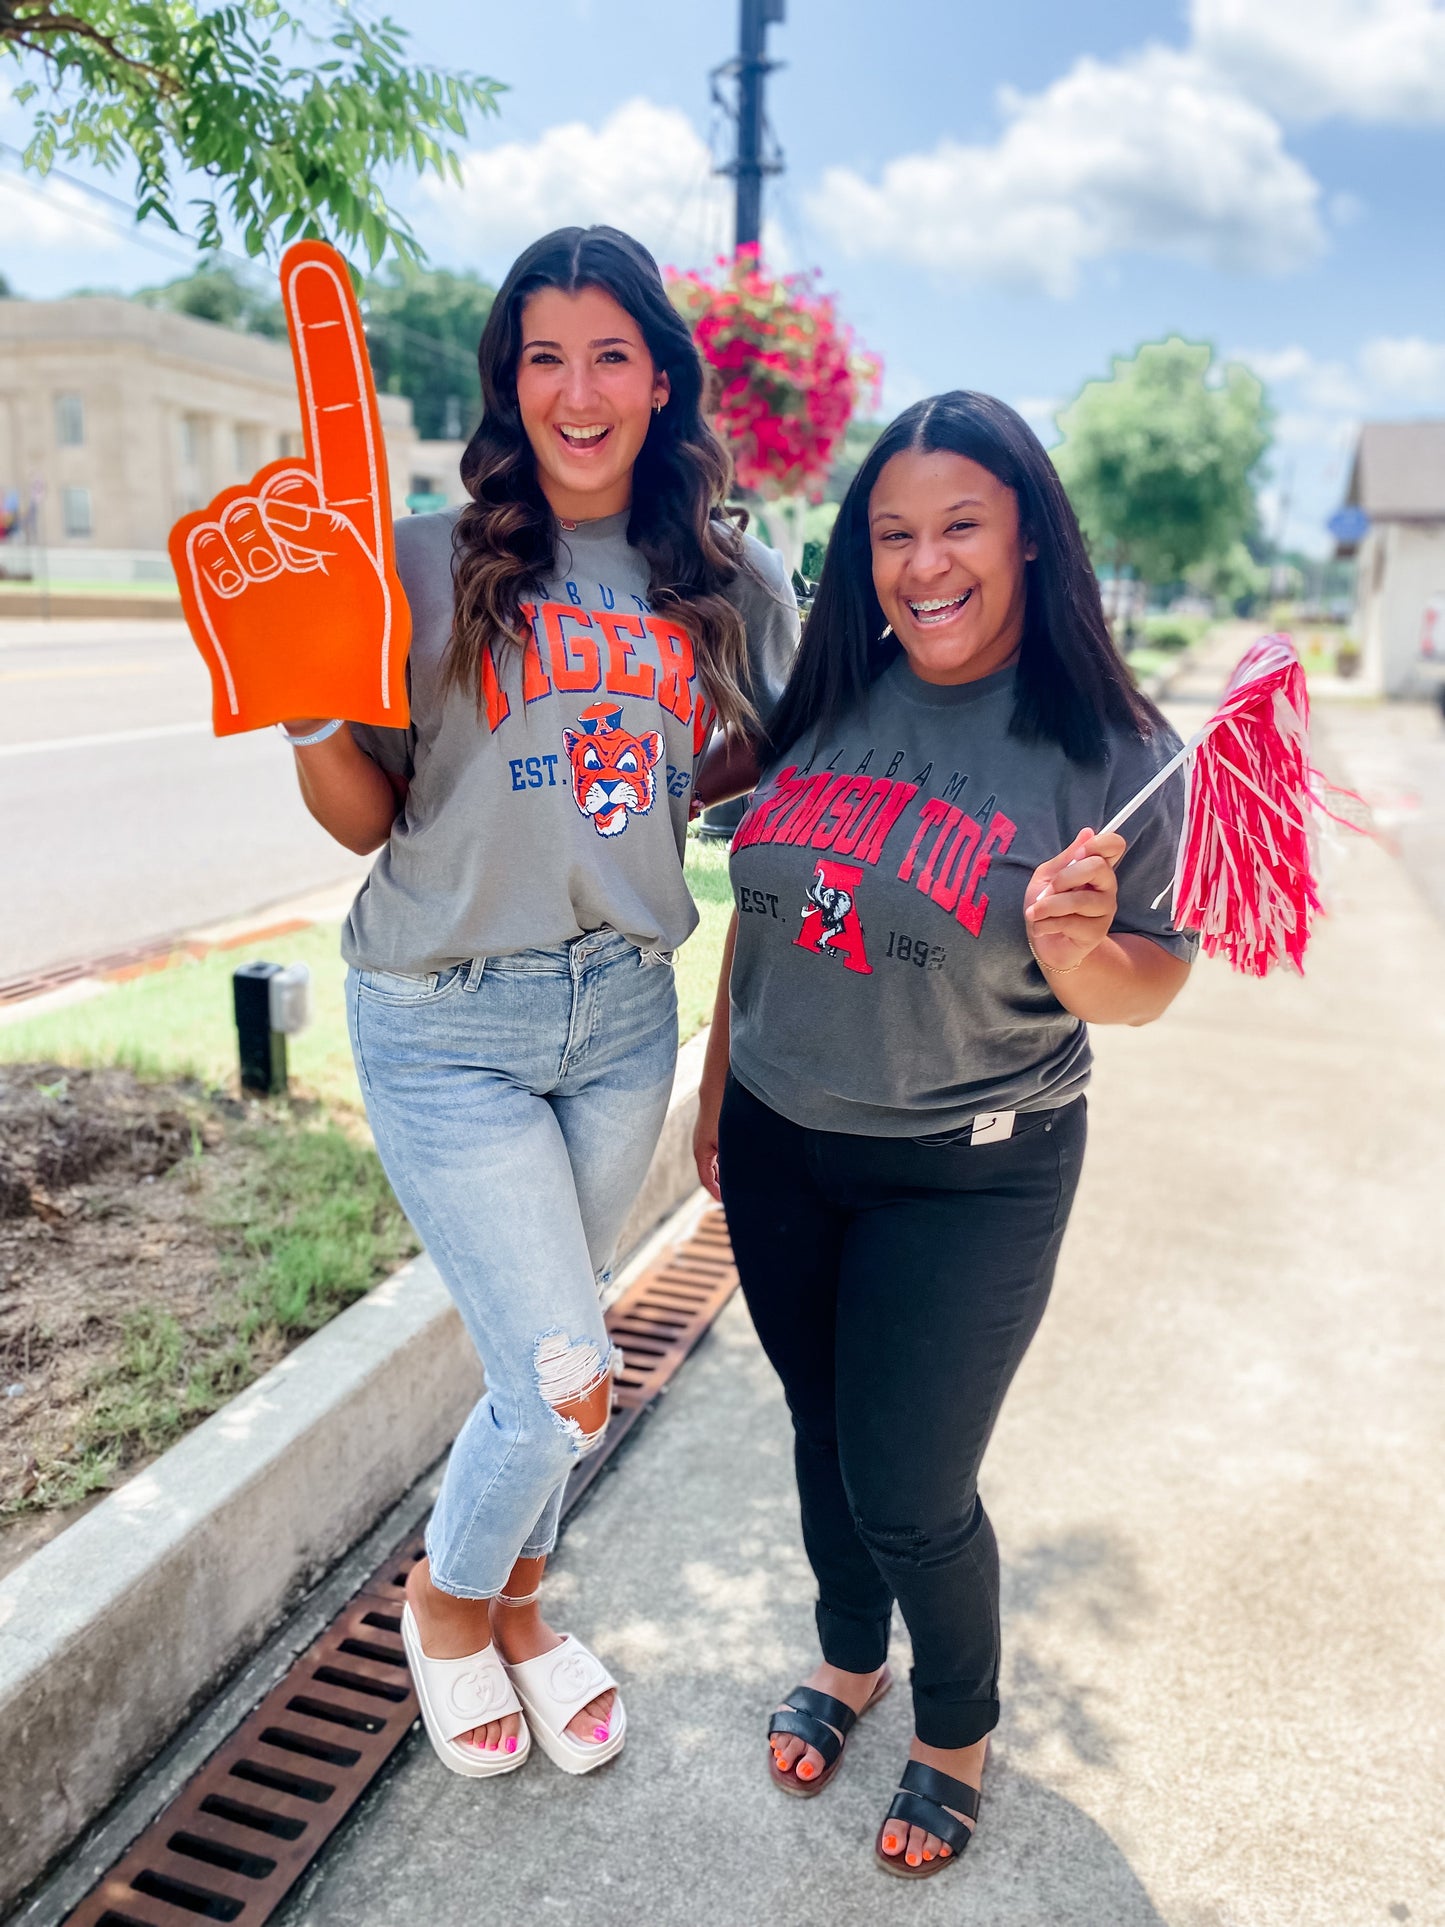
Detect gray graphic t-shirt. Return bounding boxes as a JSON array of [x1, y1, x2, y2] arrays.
[[728, 654, 1196, 1136], [343, 509, 798, 971]]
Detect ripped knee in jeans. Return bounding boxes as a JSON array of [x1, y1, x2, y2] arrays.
[[532, 1330, 620, 1458]]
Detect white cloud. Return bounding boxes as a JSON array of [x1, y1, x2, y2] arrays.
[[1358, 334, 1445, 402], [1193, 0, 1445, 123], [1229, 335, 1445, 547], [416, 98, 736, 273], [805, 49, 1323, 297], [1237, 336, 1445, 411], [1012, 395, 1064, 443]]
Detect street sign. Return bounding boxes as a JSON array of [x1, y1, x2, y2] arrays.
[[1327, 506, 1370, 546]]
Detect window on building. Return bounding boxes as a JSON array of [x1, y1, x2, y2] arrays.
[[234, 424, 261, 472], [62, 486, 93, 538], [55, 394, 85, 447], [180, 414, 206, 466], [276, 430, 303, 460]]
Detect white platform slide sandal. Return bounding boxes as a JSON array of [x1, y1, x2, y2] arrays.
[[501, 1634, 626, 1775], [401, 1603, 531, 1778]]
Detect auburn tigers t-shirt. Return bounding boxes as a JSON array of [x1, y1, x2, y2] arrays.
[[342, 508, 798, 972], [727, 652, 1196, 1137]]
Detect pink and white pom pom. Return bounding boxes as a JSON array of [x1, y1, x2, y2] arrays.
[[1105, 634, 1358, 978]]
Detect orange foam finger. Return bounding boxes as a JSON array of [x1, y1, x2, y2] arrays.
[[168, 241, 411, 738]]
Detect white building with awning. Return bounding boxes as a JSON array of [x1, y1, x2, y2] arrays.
[[1336, 421, 1445, 697]]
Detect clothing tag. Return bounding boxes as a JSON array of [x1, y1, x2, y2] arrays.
[[970, 1111, 1015, 1145]]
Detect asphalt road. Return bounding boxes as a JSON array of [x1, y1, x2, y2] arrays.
[[0, 618, 370, 981], [4, 616, 1444, 984]]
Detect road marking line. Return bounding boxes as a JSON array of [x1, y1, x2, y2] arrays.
[[0, 721, 211, 759], [0, 662, 168, 683]]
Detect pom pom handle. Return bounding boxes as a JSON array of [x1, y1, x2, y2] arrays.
[[1102, 728, 1205, 837]]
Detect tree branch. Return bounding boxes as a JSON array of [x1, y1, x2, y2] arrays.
[[0, 5, 182, 97]]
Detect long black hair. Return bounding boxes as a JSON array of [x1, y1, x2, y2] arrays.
[[449, 225, 756, 735], [765, 390, 1161, 764]]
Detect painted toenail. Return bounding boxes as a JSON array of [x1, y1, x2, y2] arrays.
[[505, 1736, 517, 1753], [906, 1853, 920, 1867], [924, 1850, 935, 1861], [883, 1835, 898, 1852], [797, 1762, 814, 1779], [593, 1725, 609, 1741]]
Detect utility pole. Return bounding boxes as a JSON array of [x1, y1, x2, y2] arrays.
[[714, 0, 786, 252], [699, 1, 787, 842]]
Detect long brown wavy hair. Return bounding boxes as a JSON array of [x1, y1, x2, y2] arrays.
[[448, 225, 758, 737]]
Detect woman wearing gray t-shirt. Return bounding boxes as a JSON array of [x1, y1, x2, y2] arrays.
[[275, 226, 797, 1780], [693, 391, 1194, 1877]]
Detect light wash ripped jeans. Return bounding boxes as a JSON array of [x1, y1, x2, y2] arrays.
[[347, 930, 677, 1599]]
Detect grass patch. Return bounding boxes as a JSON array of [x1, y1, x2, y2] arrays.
[[220, 1115, 419, 1338], [678, 835, 733, 1040], [1, 1093, 419, 1525], [0, 922, 361, 1112], [0, 839, 734, 1107]]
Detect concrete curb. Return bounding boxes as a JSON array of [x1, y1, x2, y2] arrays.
[[0, 1027, 710, 1909]]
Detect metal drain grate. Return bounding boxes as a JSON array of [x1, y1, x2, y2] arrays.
[[60, 1204, 738, 1927]]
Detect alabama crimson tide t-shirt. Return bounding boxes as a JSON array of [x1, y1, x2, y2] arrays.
[[343, 507, 797, 971], [727, 653, 1195, 1136]]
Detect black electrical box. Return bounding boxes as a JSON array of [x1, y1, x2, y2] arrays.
[[233, 961, 287, 1096]]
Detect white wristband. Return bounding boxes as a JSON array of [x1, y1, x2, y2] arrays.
[[276, 718, 344, 748]]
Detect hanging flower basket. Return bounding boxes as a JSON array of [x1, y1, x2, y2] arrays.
[[667, 246, 881, 501]]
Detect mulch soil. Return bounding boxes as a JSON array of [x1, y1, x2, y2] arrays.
[[0, 1064, 274, 1575]]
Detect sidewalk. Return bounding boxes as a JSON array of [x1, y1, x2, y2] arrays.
[[275, 659, 1444, 1926]]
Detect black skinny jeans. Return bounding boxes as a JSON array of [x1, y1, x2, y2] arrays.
[[718, 1075, 1086, 1749]]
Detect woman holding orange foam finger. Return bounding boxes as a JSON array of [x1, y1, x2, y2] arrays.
[[278, 228, 797, 1779], [694, 391, 1193, 1874]]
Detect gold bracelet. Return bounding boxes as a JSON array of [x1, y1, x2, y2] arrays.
[[1031, 946, 1085, 975]]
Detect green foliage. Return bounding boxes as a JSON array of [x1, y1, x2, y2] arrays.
[[220, 1117, 417, 1337], [823, 417, 883, 503], [1054, 338, 1271, 588], [1186, 539, 1270, 611], [363, 261, 494, 440], [135, 261, 284, 337], [800, 499, 839, 581], [1, 3, 503, 265]]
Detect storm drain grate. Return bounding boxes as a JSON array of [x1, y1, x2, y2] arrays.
[[60, 1204, 738, 1927]]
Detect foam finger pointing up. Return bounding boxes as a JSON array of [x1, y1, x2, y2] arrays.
[[281, 243, 384, 561]]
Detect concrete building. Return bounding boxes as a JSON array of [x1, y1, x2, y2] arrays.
[[1338, 419, 1445, 696], [0, 296, 462, 574]]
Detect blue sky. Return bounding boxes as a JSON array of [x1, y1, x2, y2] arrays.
[[3, 0, 1444, 552]]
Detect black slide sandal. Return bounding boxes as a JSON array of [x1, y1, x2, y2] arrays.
[[874, 1759, 982, 1877], [768, 1671, 892, 1798]]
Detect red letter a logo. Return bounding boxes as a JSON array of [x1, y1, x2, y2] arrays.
[[795, 859, 873, 975]]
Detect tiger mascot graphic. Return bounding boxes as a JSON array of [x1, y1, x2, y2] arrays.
[[563, 700, 664, 838]]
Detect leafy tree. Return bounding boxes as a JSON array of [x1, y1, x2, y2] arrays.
[[1053, 338, 1271, 589], [362, 262, 494, 441], [134, 262, 284, 337], [0, 3, 502, 263], [1186, 540, 1269, 613]]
